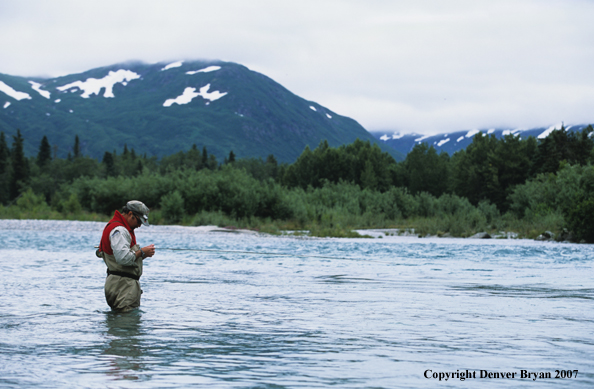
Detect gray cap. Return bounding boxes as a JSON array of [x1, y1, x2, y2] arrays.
[[127, 200, 150, 226]]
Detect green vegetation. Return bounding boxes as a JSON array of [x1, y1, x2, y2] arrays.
[[1, 125, 593, 241]]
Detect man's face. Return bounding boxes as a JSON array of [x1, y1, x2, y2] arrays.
[[128, 211, 141, 229]]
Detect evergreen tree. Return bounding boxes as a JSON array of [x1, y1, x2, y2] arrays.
[[403, 143, 448, 197], [37, 135, 52, 168], [228, 150, 236, 164], [202, 146, 208, 168], [450, 132, 498, 206], [135, 160, 143, 175], [208, 154, 218, 170], [489, 134, 533, 211], [266, 154, 278, 180], [73, 135, 81, 158], [0, 132, 9, 204], [102, 151, 116, 177], [187, 144, 201, 170], [0, 132, 9, 175], [10, 129, 29, 200], [266, 154, 277, 166]]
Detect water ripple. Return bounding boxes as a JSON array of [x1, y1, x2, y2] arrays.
[[1, 220, 593, 388]]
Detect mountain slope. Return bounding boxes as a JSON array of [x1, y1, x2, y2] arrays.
[[0, 60, 404, 162], [372, 124, 593, 156]]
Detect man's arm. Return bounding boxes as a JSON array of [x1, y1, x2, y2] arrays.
[[109, 227, 138, 266], [110, 227, 156, 265]]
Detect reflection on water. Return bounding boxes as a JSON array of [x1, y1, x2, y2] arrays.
[[1, 220, 594, 388], [103, 311, 144, 382]]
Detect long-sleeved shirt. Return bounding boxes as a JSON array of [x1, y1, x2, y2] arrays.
[[109, 226, 137, 266]]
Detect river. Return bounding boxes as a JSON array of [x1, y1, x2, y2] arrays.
[[1, 219, 593, 388]]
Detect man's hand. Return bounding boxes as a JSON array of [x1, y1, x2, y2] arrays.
[[140, 244, 156, 258]]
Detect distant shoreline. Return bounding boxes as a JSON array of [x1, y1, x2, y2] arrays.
[[1, 218, 582, 244]]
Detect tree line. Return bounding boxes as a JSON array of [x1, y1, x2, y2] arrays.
[[1, 125, 593, 241]]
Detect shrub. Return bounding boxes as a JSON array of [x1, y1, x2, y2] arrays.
[[160, 190, 185, 223]]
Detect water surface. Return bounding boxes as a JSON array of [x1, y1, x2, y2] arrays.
[[1, 220, 593, 388]]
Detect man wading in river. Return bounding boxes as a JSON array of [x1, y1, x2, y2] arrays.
[[96, 200, 156, 312]]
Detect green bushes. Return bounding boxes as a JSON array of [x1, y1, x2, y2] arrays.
[[3, 130, 594, 239], [507, 164, 594, 242]]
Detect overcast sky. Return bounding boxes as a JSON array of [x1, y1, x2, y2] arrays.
[[1, 0, 593, 134]]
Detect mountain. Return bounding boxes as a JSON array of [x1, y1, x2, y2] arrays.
[[0, 60, 404, 162], [372, 124, 593, 156]]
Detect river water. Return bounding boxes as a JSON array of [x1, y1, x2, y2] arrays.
[[0, 219, 593, 388]]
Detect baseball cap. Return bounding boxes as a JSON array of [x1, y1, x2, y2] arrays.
[[127, 200, 150, 226]]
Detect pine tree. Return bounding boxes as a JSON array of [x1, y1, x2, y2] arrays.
[[208, 154, 218, 170], [102, 151, 116, 177], [0, 132, 9, 204], [202, 146, 208, 168], [228, 150, 236, 164], [10, 129, 29, 200], [37, 135, 52, 168], [0, 132, 9, 175], [265, 154, 277, 166], [73, 135, 80, 158], [187, 144, 201, 170], [266, 154, 278, 180]]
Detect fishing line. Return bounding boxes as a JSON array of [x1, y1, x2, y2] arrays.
[[95, 246, 393, 264]]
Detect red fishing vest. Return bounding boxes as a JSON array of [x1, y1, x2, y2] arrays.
[[99, 210, 137, 255]]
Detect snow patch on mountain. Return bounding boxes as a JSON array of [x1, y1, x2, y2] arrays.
[[186, 66, 221, 75], [326, 113, 332, 119], [309, 106, 317, 111], [415, 134, 431, 142], [437, 138, 450, 147], [163, 84, 227, 107], [0, 81, 32, 101], [538, 123, 564, 139], [465, 129, 479, 138], [163, 87, 199, 107], [56, 70, 140, 98], [162, 61, 183, 71], [29, 81, 50, 99], [3, 102, 10, 109]]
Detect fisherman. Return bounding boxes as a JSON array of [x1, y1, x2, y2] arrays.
[[96, 200, 156, 312]]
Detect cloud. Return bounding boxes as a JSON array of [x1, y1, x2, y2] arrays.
[[1, 0, 593, 134]]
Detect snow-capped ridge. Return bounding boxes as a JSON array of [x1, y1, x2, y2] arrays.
[[465, 129, 479, 138], [375, 123, 592, 158], [186, 66, 221, 75], [56, 69, 141, 98], [161, 61, 183, 71], [0, 81, 32, 101], [538, 123, 564, 139]]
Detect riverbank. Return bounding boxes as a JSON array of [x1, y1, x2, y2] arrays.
[[0, 187, 574, 241], [0, 208, 575, 243]]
